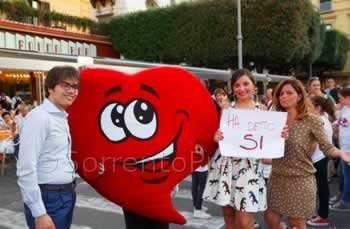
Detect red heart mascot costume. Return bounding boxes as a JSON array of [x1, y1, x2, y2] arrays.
[[68, 67, 218, 227]]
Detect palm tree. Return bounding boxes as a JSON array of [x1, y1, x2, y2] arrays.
[[145, 0, 159, 9]]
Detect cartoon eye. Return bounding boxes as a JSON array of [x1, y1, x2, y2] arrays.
[[124, 99, 157, 139], [99, 102, 127, 142]]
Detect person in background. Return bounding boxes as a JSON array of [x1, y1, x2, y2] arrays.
[[266, 88, 274, 110], [308, 77, 335, 103], [0, 110, 6, 129], [17, 66, 80, 229], [192, 159, 211, 218], [264, 79, 350, 229], [307, 96, 335, 226], [0, 92, 12, 111], [324, 78, 336, 94], [214, 88, 229, 107], [1, 111, 16, 134], [331, 87, 350, 211], [11, 91, 22, 110], [13, 105, 30, 159], [14, 105, 29, 133]]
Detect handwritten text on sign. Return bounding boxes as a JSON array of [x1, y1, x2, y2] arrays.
[[219, 108, 287, 158]]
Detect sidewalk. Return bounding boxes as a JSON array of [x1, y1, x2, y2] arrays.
[[1, 162, 350, 228]]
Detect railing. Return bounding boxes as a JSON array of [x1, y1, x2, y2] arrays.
[[320, 1, 332, 13]]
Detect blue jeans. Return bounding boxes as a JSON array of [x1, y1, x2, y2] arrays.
[[341, 160, 350, 202], [24, 184, 76, 229]]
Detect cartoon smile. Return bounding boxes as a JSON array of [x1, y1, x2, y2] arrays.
[[114, 122, 183, 184]]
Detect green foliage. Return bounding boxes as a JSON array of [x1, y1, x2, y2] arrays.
[[315, 30, 349, 71], [0, 0, 106, 35], [108, 0, 320, 70]]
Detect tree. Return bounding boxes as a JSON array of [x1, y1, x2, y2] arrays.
[[108, 0, 320, 72], [314, 30, 349, 73]]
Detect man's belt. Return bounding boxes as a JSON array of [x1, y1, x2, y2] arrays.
[[39, 181, 76, 192]]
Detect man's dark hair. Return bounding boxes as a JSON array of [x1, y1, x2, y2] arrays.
[[45, 66, 80, 97]]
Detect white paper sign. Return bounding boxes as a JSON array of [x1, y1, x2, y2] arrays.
[[219, 108, 287, 158]]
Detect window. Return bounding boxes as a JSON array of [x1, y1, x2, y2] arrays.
[[32, 0, 39, 9], [320, 0, 332, 12], [40, 1, 50, 12]]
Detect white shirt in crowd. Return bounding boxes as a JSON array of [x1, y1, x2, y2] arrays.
[[0, 95, 11, 104], [0, 116, 5, 128], [11, 96, 22, 109], [17, 99, 75, 218], [338, 105, 350, 150], [312, 114, 333, 163], [14, 113, 25, 133]]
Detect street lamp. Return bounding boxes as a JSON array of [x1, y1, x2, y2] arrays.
[[237, 0, 243, 69]]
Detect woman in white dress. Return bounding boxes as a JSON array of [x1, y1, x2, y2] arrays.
[[203, 69, 267, 229]]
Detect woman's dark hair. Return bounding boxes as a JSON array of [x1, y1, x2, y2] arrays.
[[310, 96, 336, 122], [230, 69, 256, 90]]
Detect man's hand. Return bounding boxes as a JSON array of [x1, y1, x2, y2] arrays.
[[35, 214, 55, 229]]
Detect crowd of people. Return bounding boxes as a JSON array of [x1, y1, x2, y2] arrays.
[[0, 92, 31, 159], [189, 72, 350, 229], [3, 65, 350, 229]]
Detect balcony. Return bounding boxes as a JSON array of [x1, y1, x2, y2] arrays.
[[96, 6, 114, 17], [320, 1, 332, 13]]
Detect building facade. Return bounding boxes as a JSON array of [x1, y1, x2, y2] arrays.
[[31, 0, 92, 18], [312, 0, 350, 76], [0, 0, 119, 104], [90, 0, 194, 22]]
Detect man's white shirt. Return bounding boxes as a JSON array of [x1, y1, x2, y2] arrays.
[[17, 99, 75, 217]]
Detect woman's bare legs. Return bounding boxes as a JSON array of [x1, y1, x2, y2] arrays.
[[287, 217, 306, 229], [222, 206, 235, 229], [234, 211, 255, 229], [264, 209, 283, 229]]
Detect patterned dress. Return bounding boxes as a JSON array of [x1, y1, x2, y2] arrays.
[[203, 100, 268, 213], [203, 150, 266, 212], [268, 114, 336, 219]]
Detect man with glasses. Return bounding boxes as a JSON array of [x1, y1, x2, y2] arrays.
[[17, 66, 80, 229]]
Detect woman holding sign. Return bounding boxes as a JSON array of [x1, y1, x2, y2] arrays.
[[204, 69, 267, 229], [264, 79, 350, 229]]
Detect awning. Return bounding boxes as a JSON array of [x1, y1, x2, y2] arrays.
[[0, 48, 291, 82]]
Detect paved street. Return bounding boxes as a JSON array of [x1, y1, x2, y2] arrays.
[[1, 162, 350, 229]]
